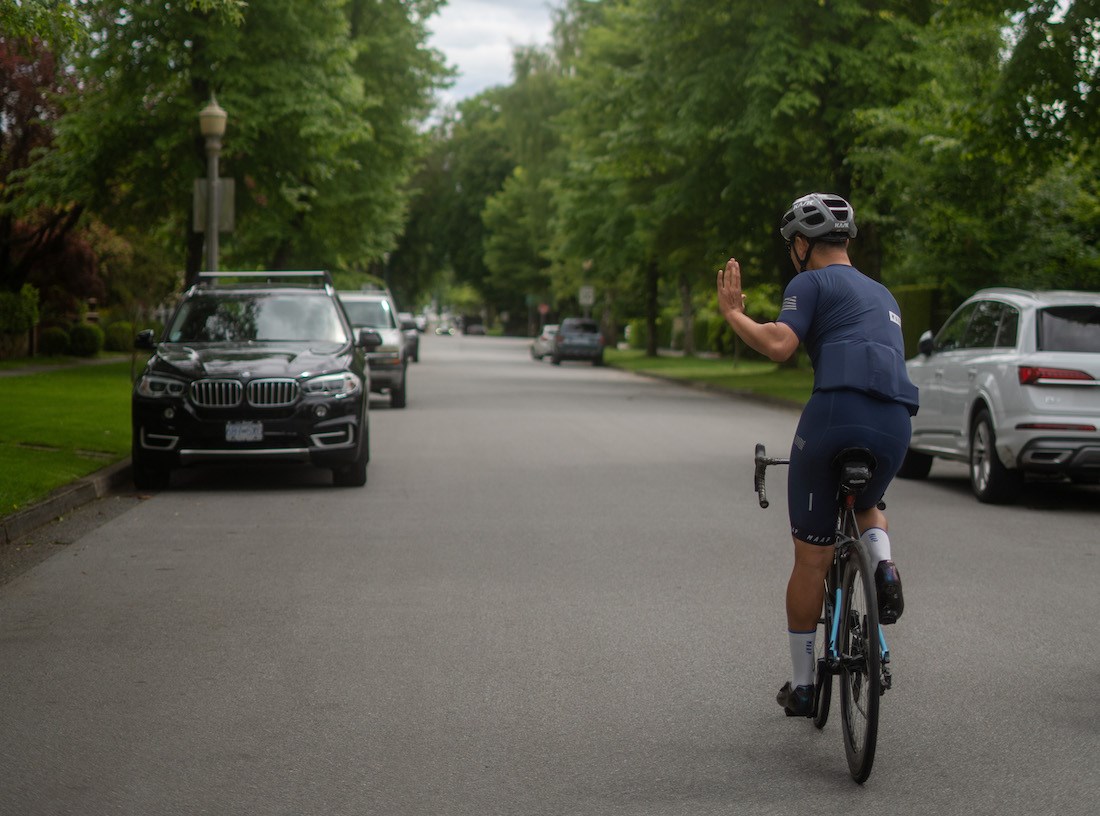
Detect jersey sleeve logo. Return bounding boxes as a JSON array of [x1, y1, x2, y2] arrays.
[[889, 310, 902, 327], [781, 296, 798, 312]]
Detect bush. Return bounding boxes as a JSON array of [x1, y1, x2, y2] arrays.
[[0, 284, 39, 333], [39, 326, 70, 356], [103, 321, 135, 352], [69, 323, 105, 357]]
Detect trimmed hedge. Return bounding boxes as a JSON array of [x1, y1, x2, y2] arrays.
[[69, 323, 105, 357], [104, 321, 135, 352], [40, 326, 70, 356]]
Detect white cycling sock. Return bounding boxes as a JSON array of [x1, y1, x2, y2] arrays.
[[789, 629, 816, 688], [861, 527, 892, 565]]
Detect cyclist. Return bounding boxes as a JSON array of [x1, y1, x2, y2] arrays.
[[716, 193, 919, 717]]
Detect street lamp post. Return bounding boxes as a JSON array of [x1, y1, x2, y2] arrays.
[[198, 95, 228, 272]]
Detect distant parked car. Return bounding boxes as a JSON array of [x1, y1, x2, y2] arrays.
[[530, 324, 559, 360], [901, 287, 1100, 503], [338, 290, 409, 408], [551, 317, 605, 366], [398, 312, 419, 363], [464, 323, 486, 336], [131, 271, 380, 490]]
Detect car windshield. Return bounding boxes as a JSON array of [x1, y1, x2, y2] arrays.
[[167, 293, 348, 343], [342, 299, 395, 329], [1037, 306, 1100, 352]]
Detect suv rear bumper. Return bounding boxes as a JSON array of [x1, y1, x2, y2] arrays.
[[1017, 437, 1100, 477]]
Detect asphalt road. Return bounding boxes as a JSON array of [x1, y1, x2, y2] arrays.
[[1, 334, 1098, 815]]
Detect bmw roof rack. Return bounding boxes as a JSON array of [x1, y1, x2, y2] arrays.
[[196, 270, 334, 288]]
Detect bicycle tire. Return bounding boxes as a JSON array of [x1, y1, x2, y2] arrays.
[[813, 575, 834, 730], [839, 541, 881, 783]]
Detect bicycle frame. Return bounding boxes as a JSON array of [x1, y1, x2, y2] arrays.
[[825, 501, 892, 690], [753, 444, 892, 688], [754, 442, 893, 783]]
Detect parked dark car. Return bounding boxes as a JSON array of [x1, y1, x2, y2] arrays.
[[398, 311, 419, 363], [131, 271, 381, 490], [551, 317, 605, 365]]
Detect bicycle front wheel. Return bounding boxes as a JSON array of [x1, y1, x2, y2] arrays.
[[813, 576, 834, 730], [839, 544, 881, 783]]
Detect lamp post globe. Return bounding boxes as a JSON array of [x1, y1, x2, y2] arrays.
[[199, 95, 227, 271]]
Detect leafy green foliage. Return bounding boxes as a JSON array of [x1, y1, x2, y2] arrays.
[[38, 327, 70, 356], [6, 0, 447, 311], [68, 324, 104, 357], [0, 285, 39, 333]]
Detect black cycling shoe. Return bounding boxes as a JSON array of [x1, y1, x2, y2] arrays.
[[875, 560, 904, 624], [776, 682, 814, 717]]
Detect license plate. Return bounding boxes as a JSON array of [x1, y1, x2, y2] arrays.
[[226, 420, 263, 442]]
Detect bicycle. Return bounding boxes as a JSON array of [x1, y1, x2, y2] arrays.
[[753, 442, 893, 784]]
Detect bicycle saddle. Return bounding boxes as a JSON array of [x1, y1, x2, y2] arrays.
[[833, 448, 877, 492]]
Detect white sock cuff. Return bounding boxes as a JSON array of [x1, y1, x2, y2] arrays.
[[860, 527, 891, 563]]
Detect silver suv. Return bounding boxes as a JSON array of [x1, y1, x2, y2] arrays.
[[901, 288, 1100, 502], [337, 290, 408, 408]]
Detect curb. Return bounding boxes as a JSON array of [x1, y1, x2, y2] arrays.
[[0, 459, 133, 546]]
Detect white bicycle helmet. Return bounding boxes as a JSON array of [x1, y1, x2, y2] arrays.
[[780, 193, 857, 241]]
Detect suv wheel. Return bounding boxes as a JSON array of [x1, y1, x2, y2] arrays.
[[390, 365, 408, 409], [896, 448, 933, 480], [969, 409, 1021, 503], [132, 434, 170, 491], [333, 429, 369, 487]]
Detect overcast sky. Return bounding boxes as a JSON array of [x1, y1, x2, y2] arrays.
[[427, 0, 556, 107]]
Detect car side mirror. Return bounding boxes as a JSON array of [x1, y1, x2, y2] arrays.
[[357, 328, 383, 350], [135, 329, 156, 350], [918, 330, 934, 357]]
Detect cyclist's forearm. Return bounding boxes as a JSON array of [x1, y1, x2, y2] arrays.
[[723, 310, 799, 362]]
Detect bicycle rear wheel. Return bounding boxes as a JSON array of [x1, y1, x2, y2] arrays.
[[839, 544, 881, 783], [813, 576, 834, 730]]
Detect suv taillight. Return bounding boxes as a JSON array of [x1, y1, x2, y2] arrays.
[[1018, 366, 1095, 385]]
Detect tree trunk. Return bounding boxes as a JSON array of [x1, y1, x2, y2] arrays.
[[644, 257, 658, 358], [679, 272, 694, 355]]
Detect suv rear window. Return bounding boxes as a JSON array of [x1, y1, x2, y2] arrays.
[[342, 299, 396, 329], [1037, 306, 1100, 352], [561, 319, 599, 333]]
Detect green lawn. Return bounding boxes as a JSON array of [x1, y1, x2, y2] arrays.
[[604, 349, 812, 405], [0, 361, 134, 515]]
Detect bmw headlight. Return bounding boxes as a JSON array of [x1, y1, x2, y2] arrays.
[[302, 371, 362, 398], [135, 374, 187, 398]]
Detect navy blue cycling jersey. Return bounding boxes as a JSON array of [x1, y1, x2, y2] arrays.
[[776, 265, 918, 415], [776, 264, 919, 543]]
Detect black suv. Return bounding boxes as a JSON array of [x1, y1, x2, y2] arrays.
[[131, 271, 381, 489]]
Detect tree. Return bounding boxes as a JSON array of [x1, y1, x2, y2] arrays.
[[9, 0, 447, 299]]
